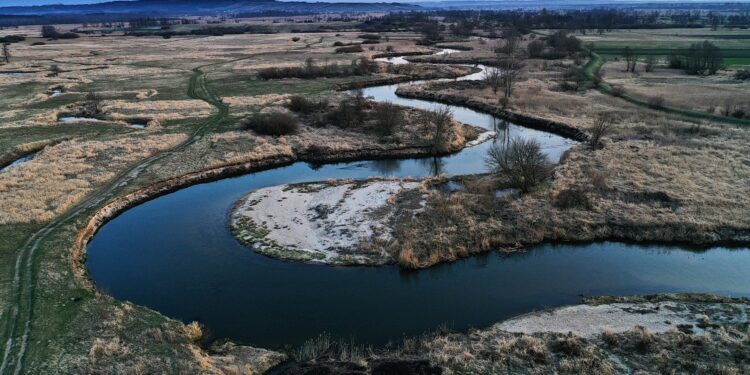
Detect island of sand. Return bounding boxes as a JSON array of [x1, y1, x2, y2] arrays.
[[230, 179, 428, 265]]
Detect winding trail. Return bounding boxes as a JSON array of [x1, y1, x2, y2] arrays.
[[582, 52, 750, 126], [0, 57, 234, 375], [0, 45, 461, 374]]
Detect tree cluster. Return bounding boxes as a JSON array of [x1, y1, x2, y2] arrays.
[[257, 57, 376, 80], [667, 41, 722, 75]]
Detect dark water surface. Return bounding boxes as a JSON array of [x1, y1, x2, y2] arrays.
[[86, 157, 750, 348], [87, 53, 750, 349]]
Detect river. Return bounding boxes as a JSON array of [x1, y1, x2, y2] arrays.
[[86, 49, 750, 349]]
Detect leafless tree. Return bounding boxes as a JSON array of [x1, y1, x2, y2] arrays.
[[82, 92, 103, 117], [425, 105, 453, 153], [373, 101, 403, 136], [589, 113, 614, 149], [623, 46, 638, 72], [483, 67, 501, 93], [1, 43, 10, 64], [485, 138, 552, 193], [498, 58, 523, 99], [48, 64, 62, 77]]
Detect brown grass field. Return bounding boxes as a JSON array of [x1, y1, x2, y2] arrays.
[[0, 20, 749, 374]]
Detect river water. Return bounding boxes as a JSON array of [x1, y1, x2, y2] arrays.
[[86, 50, 750, 349]]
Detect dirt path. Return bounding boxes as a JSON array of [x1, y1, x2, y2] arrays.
[[582, 52, 750, 126]]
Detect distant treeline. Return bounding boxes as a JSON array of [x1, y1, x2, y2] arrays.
[[257, 57, 377, 80], [360, 9, 750, 38], [126, 24, 276, 37]]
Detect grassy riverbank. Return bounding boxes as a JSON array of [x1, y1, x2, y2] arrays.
[[1, 21, 749, 374]]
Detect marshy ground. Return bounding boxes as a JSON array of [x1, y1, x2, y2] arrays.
[[1, 17, 749, 374]]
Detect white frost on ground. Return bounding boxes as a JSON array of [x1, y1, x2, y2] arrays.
[[232, 180, 421, 264], [495, 302, 749, 338], [467, 131, 497, 147]]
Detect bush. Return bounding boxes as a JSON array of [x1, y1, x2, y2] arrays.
[[57, 32, 80, 39], [0, 35, 24, 44], [425, 105, 453, 152], [647, 96, 665, 109], [244, 112, 299, 136], [335, 44, 363, 53], [734, 69, 750, 80], [485, 138, 552, 193], [257, 56, 376, 80], [326, 99, 365, 129], [292, 36, 301, 42], [332, 41, 345, 47], [554, 188, 592, 210], [527, 39, 545, 58], [358, 33, 381, 41], [610, 85, 626, 97], [373, 101, 403, 136], [731, 108, 747, 119], [588, 113, 613, 149], [286, 95, 328, 114]]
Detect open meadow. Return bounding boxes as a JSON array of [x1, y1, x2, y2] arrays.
[[1, 8, 749, 374]]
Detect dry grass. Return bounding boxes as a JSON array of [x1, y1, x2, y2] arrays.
[[391, 56, 750, 268], [601, 60, 750, 115], [0, 133, 187, 224]]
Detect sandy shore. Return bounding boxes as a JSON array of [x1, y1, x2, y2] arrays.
[[231, 179, 424, 265]]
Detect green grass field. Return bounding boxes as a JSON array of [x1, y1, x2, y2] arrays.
[[576, 28, 750, 67]]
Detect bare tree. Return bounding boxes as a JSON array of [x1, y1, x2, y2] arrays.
[[644, 56, 656, 72], [622, 46, 638, 72], [48, 64, 62, 77], [498, 58, 523, 99], [483, 67, 501, 93], [485, 138, 552, 193], [1, 43, 10, 64], [373, 101, 403, 136], [589, 113, 614, 149], [425, 105, 453, 153], [82, 92, 103, 117]]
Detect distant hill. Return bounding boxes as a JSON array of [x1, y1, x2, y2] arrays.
[[0, 0, 421, 16]]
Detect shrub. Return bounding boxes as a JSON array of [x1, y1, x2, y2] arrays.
[[57, 32, 80, 39], [667, 55, 683, 69], [335, 44, 363, 53], [734, 69, 750, 80], [0, 35, 24, 44], [292, 36, 301, 42], [332, 41, 345, 47], [589, 113, 613, 149], [485, 138, 552, 193], [610, 85, 626, 97], [327, 99, 365, 129], [244, 112, 299, 136], [647, 96, 666, 109], [554, 188, 592, 210], [257, 56, 376, 80], [286, 95, 327, 114], [358, 33, 381, 41], [81, 92, 103, 117], [527, 39, 545, 58], [373, 101, 403, 136], [425, 105, 453, 152], [731, 108, 747, 119]]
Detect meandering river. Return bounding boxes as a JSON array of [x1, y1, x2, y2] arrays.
[[86, 50, 750, 349]]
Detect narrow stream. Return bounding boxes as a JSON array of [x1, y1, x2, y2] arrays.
[[86, 50, 750, 349], [0, 152, 38, 173]]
